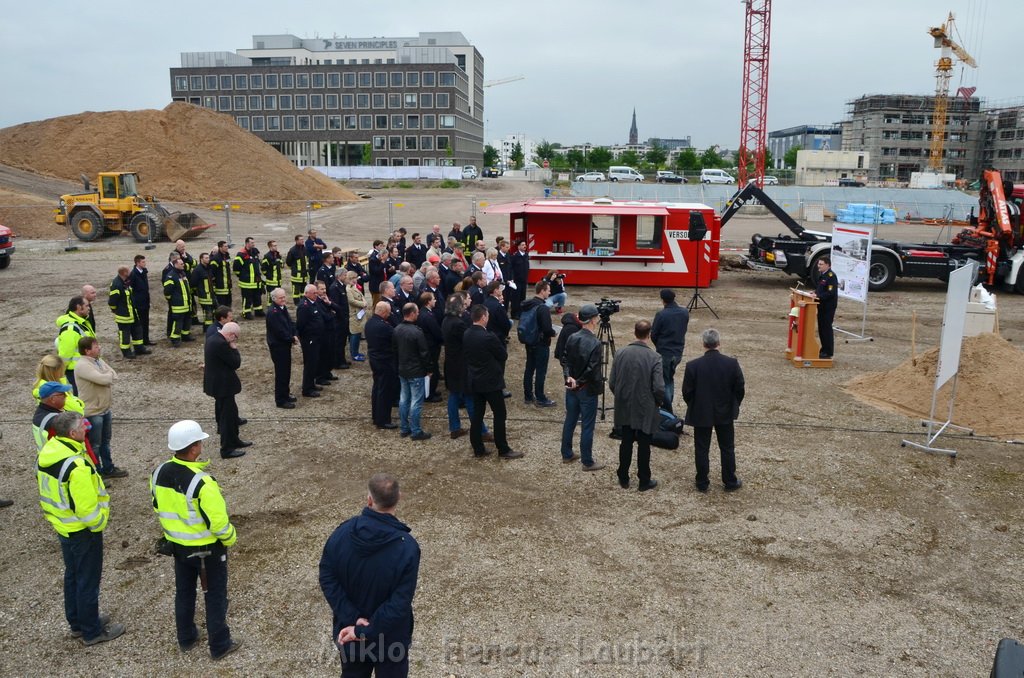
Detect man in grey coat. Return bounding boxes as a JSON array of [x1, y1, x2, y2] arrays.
[[609, 320, 665, 491]]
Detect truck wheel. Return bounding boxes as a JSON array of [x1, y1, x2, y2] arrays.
[[70, 211, 103, 241], [1015, 268, 1024, 294], [130, 213, 157, 243], [867, 256, 897, 291], [0, 256, 9, 269]]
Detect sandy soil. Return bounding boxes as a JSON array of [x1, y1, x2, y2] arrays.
[[0, 179, 1022, 676]]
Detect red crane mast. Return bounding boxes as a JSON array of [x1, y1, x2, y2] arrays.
[[738, 0, 772, 187]]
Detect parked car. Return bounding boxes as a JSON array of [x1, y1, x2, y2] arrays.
[[576, 171, 606, 182], [656, 171, 687, 184], [608, 166, 644, 182], [483, 167, 503, 178], [700, 169, 735, 184], [461, 165, 478, 179], [838, 177, 865, 187], [0, 224, 14, 269], [748, 175, 779, 185]]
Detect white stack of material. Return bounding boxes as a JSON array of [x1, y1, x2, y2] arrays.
[[964, 284, 997, 336]]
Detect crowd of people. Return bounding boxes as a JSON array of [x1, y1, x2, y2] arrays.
[[28, 217, 757, 674]]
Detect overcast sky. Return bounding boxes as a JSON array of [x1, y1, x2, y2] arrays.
[[0, 0, 1014, 150]]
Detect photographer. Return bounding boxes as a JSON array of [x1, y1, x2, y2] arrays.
[[543, 270, 568, 312], [558, 304, 606, 472]]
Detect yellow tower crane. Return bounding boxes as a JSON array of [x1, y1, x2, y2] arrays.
[[927, 12, 977, 172]]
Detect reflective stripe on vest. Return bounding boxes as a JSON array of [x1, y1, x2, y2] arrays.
[[33, 412, 59, 451]]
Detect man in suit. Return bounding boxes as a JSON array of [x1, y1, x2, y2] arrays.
[[365, 302, 400, 430], [265, 288, 298, 409], [510, 240, 530, 319], [296, 284, 326, 398], [130, 254, 155, 345], [681, 328, 745, 493], [463, 305, 523, 460], [812, 255, 838, 359], [203, 322, 250, 458]]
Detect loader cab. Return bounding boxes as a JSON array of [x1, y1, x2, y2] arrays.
[[98, 172, 140, 201]]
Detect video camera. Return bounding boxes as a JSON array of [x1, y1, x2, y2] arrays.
[[596, 297, 621, 320]]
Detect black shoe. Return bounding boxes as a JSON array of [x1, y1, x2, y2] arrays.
[[255, 310, 266, 317], [326, 374, 339, 381], [638, 479, 659, 492], [724, 479, 743, 492], [101, 467, 129, 479], [122, 352, 137, 360], [0, 498, 12, 508], [303, 391, 321, 398], [524, 397, 534, 404], [237, 418, 248, 426], [244, 313, 254, 320], [499, 450, 524, 460], [411, 431, 432, 441], [502, 390, 512, 398], [135, 346, 152, 355], [143, 341, 158, 347], [473, 449, 493, 458], [170, 340, 181, 347], [234, 440, 253, 448], [695, 483, 709, 493], [618, 477, 630, 489], [181, 335, 195, 343], [276, 402, 296, 409], [315, 379, 332, 386], [400, 430, 411, 438], [425, 395, 443, 403], [338, 363, 351, 370], [377, 423, 398, 430], [286, 395, 297, 402], [221, 449, 246, 459], [536, 399, 556, 408], [212, 638, 243, 660]]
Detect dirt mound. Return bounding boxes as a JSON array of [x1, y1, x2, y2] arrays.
[[0, 103, 357, 214], [844, 332, 1024, 437]]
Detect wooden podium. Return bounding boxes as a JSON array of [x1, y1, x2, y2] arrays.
[[786, 289, 833, 368]]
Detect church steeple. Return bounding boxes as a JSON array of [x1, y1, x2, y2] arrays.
[[628, 108, 638, 145]]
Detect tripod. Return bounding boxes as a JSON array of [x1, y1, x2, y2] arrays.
[[686, 240, 719, 318], [596, 316, 616, 420]]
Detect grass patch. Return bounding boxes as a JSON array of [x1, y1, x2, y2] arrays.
[[438, 179, 462, 189]]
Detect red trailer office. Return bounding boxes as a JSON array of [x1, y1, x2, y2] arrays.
[[483, 198, 721, 288]]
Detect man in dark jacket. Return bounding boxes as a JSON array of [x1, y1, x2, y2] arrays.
[[416, 293, 444, 402], [286, 235, 309, 303], [441, 293, 490, 440], [483, 282, 511, 344], [129, 254, 154, 346], [559, 304, 605, 471], [328, 270, 352, 370], [261, 240, 284, 295], [393, 303, 432, 441], [812, 255, 838, 359], [651, 288, 690, 414], [461, 216, 484, 251], [209, 241, 233, 309], [509, 240, 530, 319], [265, 288, 298, 409], [296, 284, 326, 398], [682, 328, 745, 493], [609, 320, 665, 491], [190, 252, 217, 330], [203, 322, 250, 458], [520, 281, 558, 407], [554, 310, 581, 365], [365, 302, 400, 429], [314, 281, 339, 387], [405, 232, 428, 269], [367, 240, 387, 305], [345, 251, 369, 287], [463, 305, 522, 460], [319, 473, 420, 678], [305, 228, 327, 283]]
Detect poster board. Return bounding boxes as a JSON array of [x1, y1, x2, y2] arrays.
[[831, 224, 874, 304], [936, 261, 974, 387]]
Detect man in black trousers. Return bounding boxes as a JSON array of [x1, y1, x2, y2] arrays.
[[812, 255, 838, 359], [296, 284, 325, 398], [365, 301, 400, 430], [203, 322, 251, 458], [681, 328, 745, 493], [265, 288, 298, 409], [130, 254, 155, 346], [463, 305, 523, 460]]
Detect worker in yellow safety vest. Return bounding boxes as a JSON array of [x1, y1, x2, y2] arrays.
[[36, 410, 125, 645], [233, 236, 264, 320], [150, 420, 242, 660], [163, 257, 194, 346], [55, 296, 95, 395]]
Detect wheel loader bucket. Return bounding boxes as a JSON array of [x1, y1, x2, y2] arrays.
[[162, 212, 214, 241]]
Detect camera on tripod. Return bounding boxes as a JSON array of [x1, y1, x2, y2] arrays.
[[596, 297, 621, 320]]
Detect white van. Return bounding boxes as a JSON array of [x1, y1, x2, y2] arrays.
[[608, 166, 644, 183], [700, 169, 735, 184]]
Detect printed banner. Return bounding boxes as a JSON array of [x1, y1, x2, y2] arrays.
[[830, 224, 874, 303]]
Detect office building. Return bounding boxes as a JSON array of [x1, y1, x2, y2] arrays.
[[170, 32, 484, 168], [768, 125, 842, 169]]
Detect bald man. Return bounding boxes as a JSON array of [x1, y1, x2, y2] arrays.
[[203, 321, 250, 458], [81, 284, 98, 333], [365, 301, 400, 429]]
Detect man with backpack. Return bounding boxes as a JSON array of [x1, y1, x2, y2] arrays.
[[519, 280, 557, 407]]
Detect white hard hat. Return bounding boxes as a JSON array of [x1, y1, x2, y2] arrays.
[[168, 420, 210, 451]]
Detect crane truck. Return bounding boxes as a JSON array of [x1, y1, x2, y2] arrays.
[[732, 170, 1024, 293]]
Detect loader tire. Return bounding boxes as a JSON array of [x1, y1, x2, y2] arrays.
[[130, 213, 158, 243], [70, 211, 103, 242]]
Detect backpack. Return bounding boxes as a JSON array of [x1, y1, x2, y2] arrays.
[[517, 304, 541, 345]]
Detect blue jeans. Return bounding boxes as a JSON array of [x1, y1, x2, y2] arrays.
[[546, 292, 567, 309], [349, 332, 361, 357], [659, 352, 680, 412], [560, 389, 597, 465], [523, 345, 550, 401], [59, 530, 104, 641], [399, 376, 426, 435], [87, 410, 113, 474], [447, 391, 488, 433]]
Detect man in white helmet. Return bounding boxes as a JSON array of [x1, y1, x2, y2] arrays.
[[150, 420, 242, 660]]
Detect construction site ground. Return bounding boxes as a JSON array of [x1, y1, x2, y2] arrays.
[[1, 176, 1022, 676]]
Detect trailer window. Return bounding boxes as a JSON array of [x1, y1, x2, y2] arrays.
[[590, 216, 619, 249], [635, 216, 664, 249]]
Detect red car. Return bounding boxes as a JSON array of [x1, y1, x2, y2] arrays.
[[0, 224, 13, 269]]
